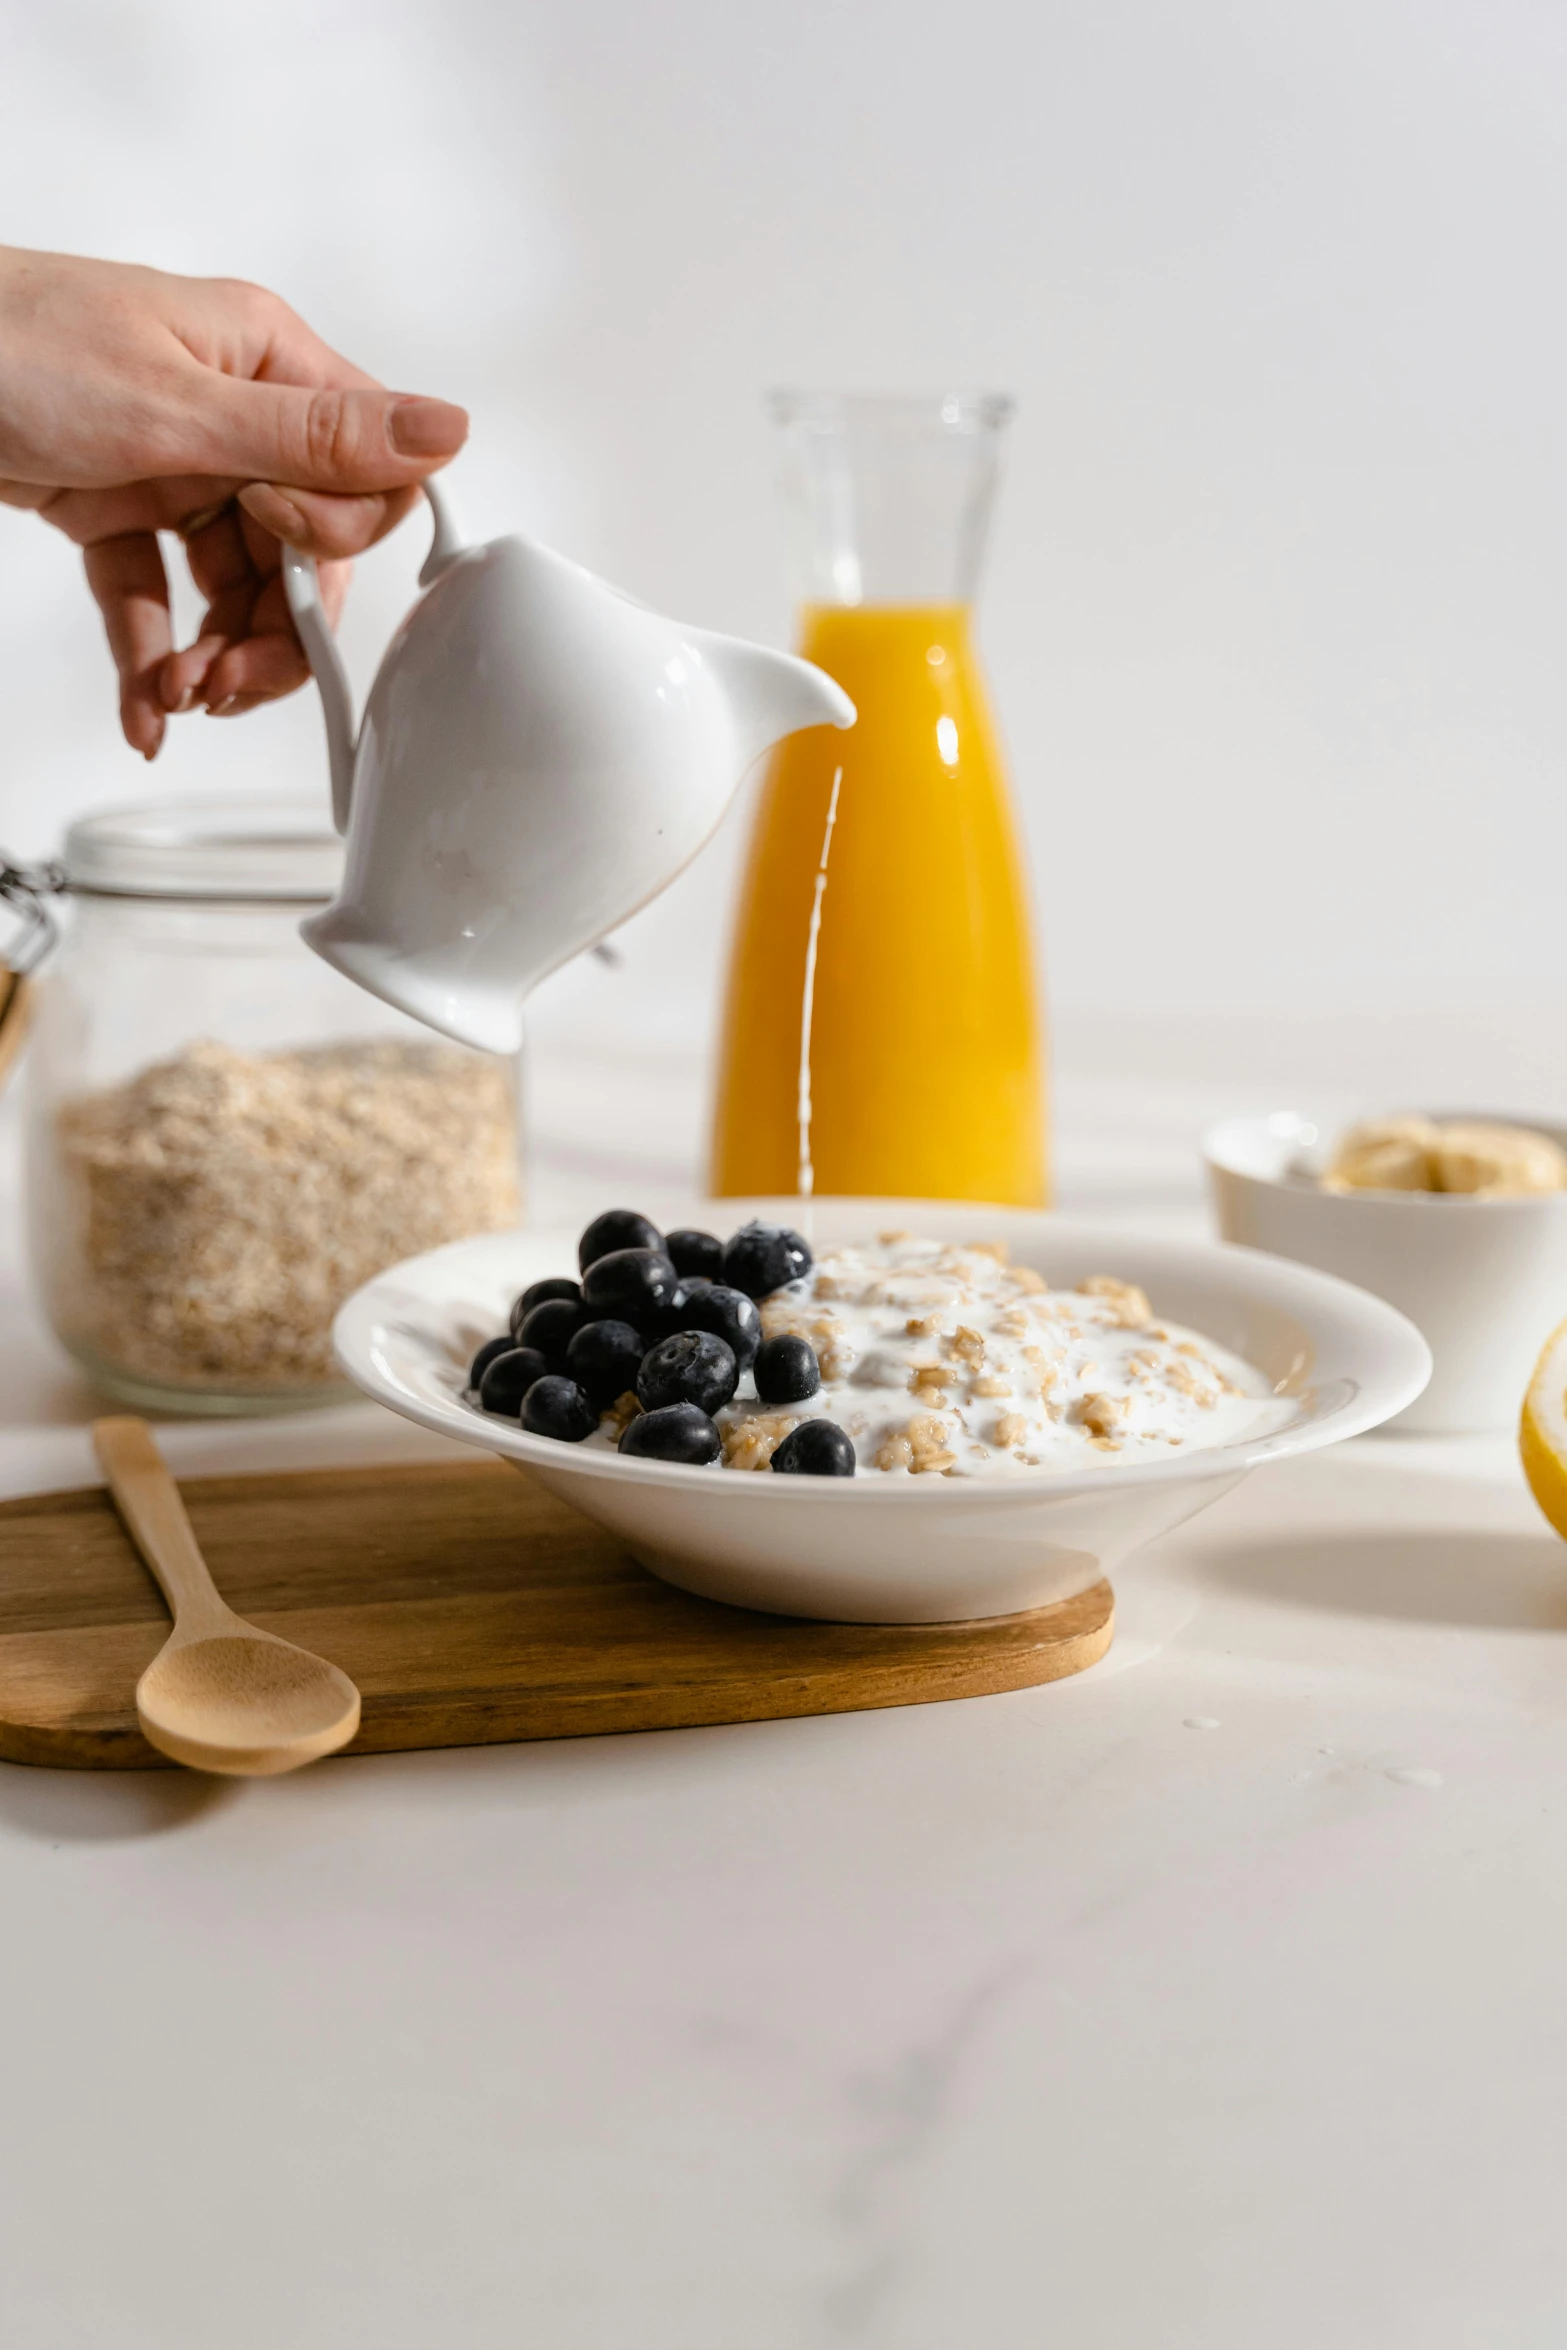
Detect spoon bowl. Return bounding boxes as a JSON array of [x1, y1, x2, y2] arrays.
[[135, 1630, 361, 1776]]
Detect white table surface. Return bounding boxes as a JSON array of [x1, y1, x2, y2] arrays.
[[2, 1012, 1564, 2350]]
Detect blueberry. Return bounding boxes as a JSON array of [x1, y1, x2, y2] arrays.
[[721, 1220, 813, 1300], [476, 1345, 551, 1416], [508, 1276, 581, 1339], [675, 1281, 762, 1372], [566, 1318, 645, 1410], [469, 1333, 518, 1391], [770, 1419, 855, 1476], [648, 1275, 714, 1341], [637, 1329, 738, 1416], [754, 1334, 821, 1406], [578, 1209, 664, 1274], [517, 1296, 586, 1369], [520, 1375, 597, 1442], [619, 1402, 722, 1465], [581, 1246, 679, 1325], [665, 1227, 725, 1281]]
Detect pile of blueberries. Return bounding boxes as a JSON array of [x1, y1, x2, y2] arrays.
[[467, 1210, 856, 1475]]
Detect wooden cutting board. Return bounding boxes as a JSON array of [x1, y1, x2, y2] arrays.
[[0, 1458, 1114, 1769]]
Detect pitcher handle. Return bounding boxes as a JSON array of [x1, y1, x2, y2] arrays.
[[281, 479, 466, 836]]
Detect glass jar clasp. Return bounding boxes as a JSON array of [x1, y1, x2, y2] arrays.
[[0, 857, 67, 977]]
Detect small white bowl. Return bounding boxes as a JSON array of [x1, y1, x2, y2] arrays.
[[335, 1201, 1429, 1624], [1205, 1113, 1567, 1434]]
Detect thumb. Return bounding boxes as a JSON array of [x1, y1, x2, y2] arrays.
[[192, 381, 468, 494]]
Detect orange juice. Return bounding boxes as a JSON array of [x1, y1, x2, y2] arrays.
[[710, 604, 1048, 1203]]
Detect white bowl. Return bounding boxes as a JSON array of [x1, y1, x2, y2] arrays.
[[1206, 1112, 1567, 1434], [335, 1201, 1429, 1624]]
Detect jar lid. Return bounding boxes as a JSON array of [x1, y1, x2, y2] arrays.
[[61, 796, 344, 903]]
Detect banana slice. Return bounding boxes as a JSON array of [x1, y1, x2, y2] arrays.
[[1323, 1114, 1440, 1193], [1433, 1121, 1567, 1198]]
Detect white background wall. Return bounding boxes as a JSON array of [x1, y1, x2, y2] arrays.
[[3, 0, 1565, 1061]]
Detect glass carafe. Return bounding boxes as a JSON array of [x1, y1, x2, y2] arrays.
[[710, 391, 1048, 1204]]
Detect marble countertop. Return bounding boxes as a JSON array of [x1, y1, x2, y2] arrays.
[[1, 1014, 1562, 2349]]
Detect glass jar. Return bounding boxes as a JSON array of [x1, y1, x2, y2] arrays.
[[710, 391, 1048, 1205], [10, 797, 522, 1415]]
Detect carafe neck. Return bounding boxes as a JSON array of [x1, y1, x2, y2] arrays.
[[769, 391, 1012, 608]]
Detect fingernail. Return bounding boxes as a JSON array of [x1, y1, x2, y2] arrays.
[[207, 697, 240, 717], [174, 688, 197, 714], [388, 396, 468, 458], [238, 484, 307, 542]]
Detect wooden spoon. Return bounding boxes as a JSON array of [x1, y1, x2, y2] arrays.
[[0, 967, 33, 1094], [92, 1417, 361, 1775]]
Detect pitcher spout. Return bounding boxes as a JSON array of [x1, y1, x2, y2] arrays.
[[699, 632, 855, 771]]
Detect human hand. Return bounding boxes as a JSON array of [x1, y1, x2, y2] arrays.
[[0, 247, 468, 756]]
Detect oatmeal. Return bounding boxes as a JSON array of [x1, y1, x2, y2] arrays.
[[538, 1229, 1290, 1476], [44, 1038, 519, 1395], [469, 1212, 1288, 1474], [698, 1233, 1286, 1475]]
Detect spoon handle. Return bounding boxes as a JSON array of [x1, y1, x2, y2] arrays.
[[92, 1418, 233, 1636], [0, 968, 32, 1096]]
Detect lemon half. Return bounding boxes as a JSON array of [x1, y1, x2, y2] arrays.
[[1521, 1318, 1567, 1540]]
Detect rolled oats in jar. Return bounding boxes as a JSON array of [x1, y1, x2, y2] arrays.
[[14, 798, 522, 1413]]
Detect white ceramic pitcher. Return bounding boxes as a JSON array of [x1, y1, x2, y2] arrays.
[[282, 482, 854, 1054]]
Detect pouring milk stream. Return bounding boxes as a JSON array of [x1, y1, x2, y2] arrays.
[[282, 481, 855, 1055]]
